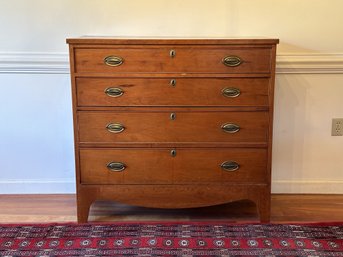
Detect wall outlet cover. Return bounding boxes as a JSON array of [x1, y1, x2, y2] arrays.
[[332, 118, 343, 136]]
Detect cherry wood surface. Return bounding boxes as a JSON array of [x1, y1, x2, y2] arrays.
[[68, 38, 278, 223], [80, 148, 267, 185], [76, 77, 270, 107], [0, 194, 342, 223], [73, 46, 271, 74], [77, 111, 269, 143], [80, 148, 173, 184], [76, 184, 271, 223], [66, 38, 280, 45]]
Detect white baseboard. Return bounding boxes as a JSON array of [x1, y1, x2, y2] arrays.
[[1, 52, 343, 74], [0, 179, 75, 194], [272, 180, 343, 194]]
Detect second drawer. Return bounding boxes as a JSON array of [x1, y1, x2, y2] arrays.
[[80, 148, 267, 184], [76, 77, 270, 107], [78, 111, 269, 143]]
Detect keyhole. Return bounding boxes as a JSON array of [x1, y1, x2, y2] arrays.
[[170, 149, 176, 157], [170, 49, 176, 58], [170, 113, 176, 120], [170, 79, 176, 87]]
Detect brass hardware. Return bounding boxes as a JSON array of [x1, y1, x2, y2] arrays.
[[107, 161, 126, 172], [105, 87, 124, 97], [104, 56, 124, 67], [170, 49, 176, 58], [222, 87, 241, 98], [106, 123, 125, 133], [170, 113, 176, 120], [170, 149, 176, 157], [221, 123, 240, 133], [170, 79, 176, 87], [221, 161, 239, 172], [222, 56, 242, 67]]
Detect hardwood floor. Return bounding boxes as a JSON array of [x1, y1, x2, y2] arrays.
[[0, 194, 342, 223]]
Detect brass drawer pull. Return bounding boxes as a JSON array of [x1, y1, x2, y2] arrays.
[[222, 87, 241, 98], [221, 161, 239, 172], [106, 123, 125, 133], [222, 56, 242, 67], [221, 123, 240, 133], [104, 56, 124, 67], [107, 161, 126, 172], [170, 49, 176, 58], [105, 87, 124, 97]]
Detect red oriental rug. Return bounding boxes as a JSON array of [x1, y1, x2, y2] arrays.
[[0, 222, 342, 256]]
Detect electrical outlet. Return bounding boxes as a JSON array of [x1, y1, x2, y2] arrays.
[[332, 118, 343, 136]]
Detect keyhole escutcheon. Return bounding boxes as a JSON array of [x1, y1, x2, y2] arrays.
[[170, 113, 176, 120], [170, 49, 176, 58], [170, 149, 176, 157]]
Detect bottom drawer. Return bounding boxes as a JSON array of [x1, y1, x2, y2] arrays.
[[79, 148, 267, 184]]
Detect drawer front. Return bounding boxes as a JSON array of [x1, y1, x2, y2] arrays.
[[80, 148, 267, 184], [74, 47, 272, 74], [173, 148, 267, 183], [80, 149, 173, 184], [78, 111, 268, 143], [76, 77, 269, 107]]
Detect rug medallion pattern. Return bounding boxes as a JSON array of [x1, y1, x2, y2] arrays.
[[0, 223, 342, 256]]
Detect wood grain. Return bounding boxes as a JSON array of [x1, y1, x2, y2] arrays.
[[80, 148, 173, 184], [76, 77, 270, 107], [68, 38, 278, 223], [77, 111, 269, 143], [74, 46, 272, 74], [66, 38, 279, 45]]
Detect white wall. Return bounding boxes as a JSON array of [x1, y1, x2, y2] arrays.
[[0, 0, 342, 193], [0, 74, 75, 193], [273, 74, 343, 193]]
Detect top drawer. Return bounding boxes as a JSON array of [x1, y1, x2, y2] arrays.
[[73, 46, 272, 74]]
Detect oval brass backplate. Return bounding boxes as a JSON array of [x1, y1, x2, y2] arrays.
[[222, 56, 242, 67], [107, 161, 126, 172], [104, 56, 124, 67], [221, 123, 240, 133], [105, 87, 124, 97], [106, 123, 125, 133], [222, 87, 241, 98], [221, 161, 239, 172]]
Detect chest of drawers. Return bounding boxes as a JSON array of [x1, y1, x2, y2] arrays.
[[67, 38, 278, 222]]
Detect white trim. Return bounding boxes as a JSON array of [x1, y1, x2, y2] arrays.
[[1, 52, 343, 74], [272, 180, 343, 194], [0, 179, 75, 194], [276, 53, 343, 74], [0, 52, 69, 74]]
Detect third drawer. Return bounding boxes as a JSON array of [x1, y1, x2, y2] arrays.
[[78, 111, 269, 143]]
